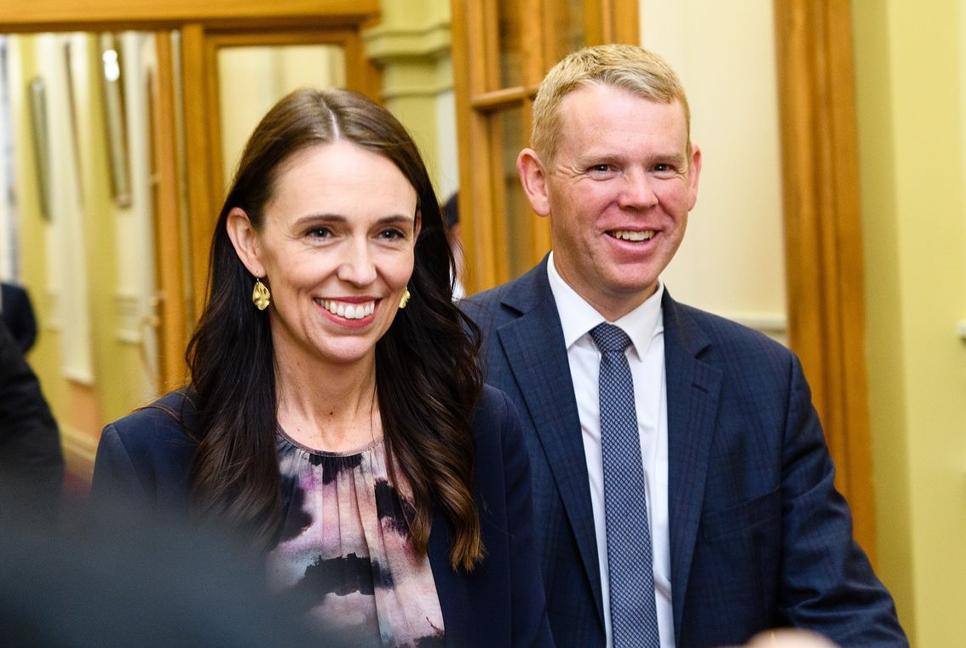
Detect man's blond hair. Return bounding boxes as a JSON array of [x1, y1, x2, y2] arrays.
[[531, 44, 691, 166]]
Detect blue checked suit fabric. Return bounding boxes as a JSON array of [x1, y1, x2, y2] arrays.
[[590, 323, 661, 648]]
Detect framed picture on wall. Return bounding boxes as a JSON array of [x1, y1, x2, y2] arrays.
[[98, 33, 131, 208], [27, 76, 52, 221]]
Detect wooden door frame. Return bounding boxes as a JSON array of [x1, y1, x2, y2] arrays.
[[1, 0, 382, 387], [773, 0, 876, 560]]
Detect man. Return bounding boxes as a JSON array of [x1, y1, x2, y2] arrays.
[[1, 281, 38, 353], [0, 320, 62, 520], [462, 44, 906, 648]]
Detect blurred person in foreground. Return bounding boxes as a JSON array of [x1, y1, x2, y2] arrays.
[[0, 319, 62, 522], [1, 492, 330, 647], [738, 630, 840, 648], [462, 44, 906, 648], [93, 87, 552, 648]]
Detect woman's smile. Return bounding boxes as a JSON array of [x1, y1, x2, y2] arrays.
[[315, 297, 378, 324]]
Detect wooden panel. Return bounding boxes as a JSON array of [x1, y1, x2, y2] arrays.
[[342, 29, 382, 101], [584, 0, 606, 45], [774, 0, 876, 561], [470, 86, 534, 111], [151, 32, 189, 391], [452, 0, 497, 291], [202, 29, 357, 47], [610, 0, 640, 44], [204, 35, 225, 206], [181, 24, 216, 318], [0, 0, 379, 32], [584, 0, 638, 46]]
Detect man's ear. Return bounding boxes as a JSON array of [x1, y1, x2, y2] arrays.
[[517, 148, 551, 217], [687, 143, 702, 211], [225, 207, 266, 278]]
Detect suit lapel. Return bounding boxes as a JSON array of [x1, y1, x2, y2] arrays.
[[662, 293, 723, 642], [495, 263, 604, 623]]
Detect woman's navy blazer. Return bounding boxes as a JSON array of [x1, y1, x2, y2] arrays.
[[93, 385, 554, 648]]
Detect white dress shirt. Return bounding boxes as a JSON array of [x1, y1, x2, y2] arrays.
[[547, 252, 674, 648]]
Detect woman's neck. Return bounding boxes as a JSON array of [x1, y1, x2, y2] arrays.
[[273, 350, 381, 453]]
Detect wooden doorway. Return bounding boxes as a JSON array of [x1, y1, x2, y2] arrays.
[[1, 0, 381, 391]]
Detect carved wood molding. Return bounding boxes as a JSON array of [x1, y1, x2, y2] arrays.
[[0, 0, 379, 33], [773, 0, 877, 561]]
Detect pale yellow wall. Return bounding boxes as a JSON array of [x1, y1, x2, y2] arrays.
[[364, 0, 458, 201], [641, 0, 966, 643], [218, 45, 345, 191], [7, 33, 160, 479], [853, 0, 966, 645], [640, 0, 788, 344]]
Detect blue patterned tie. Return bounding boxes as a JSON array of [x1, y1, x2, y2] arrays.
[[590, 323, 661, 648]]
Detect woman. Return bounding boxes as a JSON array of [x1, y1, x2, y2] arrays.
[[92, 88, 552, 647]]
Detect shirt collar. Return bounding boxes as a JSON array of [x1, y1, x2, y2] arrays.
[[547, 251, 664, 356]]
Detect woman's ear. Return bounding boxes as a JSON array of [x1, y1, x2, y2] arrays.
[[225, 207, 266, 278]]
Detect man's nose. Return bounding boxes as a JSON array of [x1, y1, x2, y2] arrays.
[[337, 240, 378, 286], [618, 168, 659, 210]]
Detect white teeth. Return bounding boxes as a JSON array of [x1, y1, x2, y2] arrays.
[[317, 299, 375, 320], [611, 230, 655, 242]]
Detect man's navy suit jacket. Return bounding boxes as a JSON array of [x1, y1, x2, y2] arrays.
[[462, 258, 907, 648], [92, 386, 554, 648]]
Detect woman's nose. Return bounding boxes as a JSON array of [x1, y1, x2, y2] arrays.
[[336, 241, 377, 286]]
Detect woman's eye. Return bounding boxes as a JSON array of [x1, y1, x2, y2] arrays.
[[306, 227, 332, 239], [378, 228, 405, 240]]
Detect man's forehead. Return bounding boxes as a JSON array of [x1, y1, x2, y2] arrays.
[[555, 86, 688, 147], [559, 82, 681, 113]]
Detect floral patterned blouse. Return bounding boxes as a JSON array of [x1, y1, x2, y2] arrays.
[[266, 429, 445, 648]]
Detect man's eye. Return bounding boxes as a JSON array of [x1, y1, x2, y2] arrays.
[[586, 164, 618, 177], [653, 163, 679, 175]]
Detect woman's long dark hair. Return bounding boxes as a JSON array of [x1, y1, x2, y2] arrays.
[[185, 88, 484, 570]]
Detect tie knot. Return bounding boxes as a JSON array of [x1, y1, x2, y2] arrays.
[[590, 323, 632, 353]]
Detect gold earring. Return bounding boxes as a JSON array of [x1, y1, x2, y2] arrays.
[[252, 278, 271, 310], [398, 288, 411, 309]]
